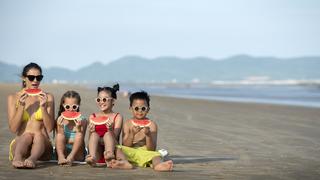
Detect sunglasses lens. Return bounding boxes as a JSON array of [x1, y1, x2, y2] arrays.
[[27, 75, 35, 81], [141, 107, 146, 111], [36, 75, 43, 81], [102, 98, 107, 102], [134, 107, 139, 111], [65, 105, 70, 110], [72, 105, 78, 110], [96, 98, 100, 103]]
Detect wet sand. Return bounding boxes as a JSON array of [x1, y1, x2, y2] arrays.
[[1, 84, 320, 179]]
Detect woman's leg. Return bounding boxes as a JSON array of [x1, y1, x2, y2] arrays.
[[103, 132, 115, 162], [12, 133, 33, 168], [109, 147, 133, 169], [24, 132, 47, 168], [86, 132, 100, 166]]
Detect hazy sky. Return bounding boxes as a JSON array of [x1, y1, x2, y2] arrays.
[[0, 0, 319, 70]]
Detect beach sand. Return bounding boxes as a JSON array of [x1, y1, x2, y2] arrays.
[[1, 84, 320, 179]]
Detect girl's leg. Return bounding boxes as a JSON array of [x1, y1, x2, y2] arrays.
[[56, 132, 67, 165], [86, 132, 100, 166], [66, 132, 84, 165], [24, 132, 47, 168], [12, 133, 33, 168], [152, 156, 173, 172], [103, 132, 115, 161]]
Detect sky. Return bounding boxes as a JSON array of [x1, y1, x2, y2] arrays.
[[0, 0, 320, 70]]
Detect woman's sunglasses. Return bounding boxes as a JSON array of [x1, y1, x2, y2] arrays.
[[63, 104, 79, 110], [133, 106, 148, 112], [95, 97, 113, 103], [26, 75, 43, 82]]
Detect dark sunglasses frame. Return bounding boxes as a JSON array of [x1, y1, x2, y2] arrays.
[[133, 106, 148, 112], [26, 75, 43, 82], [63, 104, 79, 110]]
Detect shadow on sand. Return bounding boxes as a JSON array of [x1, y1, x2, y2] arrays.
[[169, 155, 237, 164]]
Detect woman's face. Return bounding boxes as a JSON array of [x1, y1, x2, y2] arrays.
[[63, 97, 79, 112], [96, 91, 114, 111], [23, 68, 42, 89]]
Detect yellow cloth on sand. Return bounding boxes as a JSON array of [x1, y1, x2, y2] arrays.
[[117, 145, 161, 167]]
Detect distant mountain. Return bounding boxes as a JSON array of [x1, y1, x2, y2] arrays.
[[1, 55, 320, 83]]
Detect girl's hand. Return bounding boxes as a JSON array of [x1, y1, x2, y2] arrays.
[[105, 118, 114, 131], [18, 91, 28, 106], [74, 118, 82, 132], [39, 92, 48, 107], [57, 115, 65, 126], [88, 122, 95, 133], [141, 126, 151, 136]]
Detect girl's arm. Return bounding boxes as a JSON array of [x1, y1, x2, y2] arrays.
[[144, 121, 158, 151], [110, 114, 123, 144], [40, 93, 55, 133], [7, 93, 26, 133], [122, 120, 135, 147]]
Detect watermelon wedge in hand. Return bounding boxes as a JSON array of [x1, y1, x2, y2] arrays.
[[62, 111, 81, 120], [25, 88, 42, 96], [131, 119, 151, 128], [90, 116, 109, 125]]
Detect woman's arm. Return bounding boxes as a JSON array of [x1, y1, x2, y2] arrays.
[[7, 93, 26, 133], [112, 114, 123, 144], [40, 93, 55, 133]]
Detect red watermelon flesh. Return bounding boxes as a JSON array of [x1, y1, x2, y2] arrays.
[[131, 119, 151, 127], [90, 116, 109, 125], [62, 111, 81, 120], [25, 88, 42, 96]]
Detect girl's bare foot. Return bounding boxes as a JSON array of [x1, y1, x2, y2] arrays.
[[24, 158, 36, 169], [104, 150, 115, 161], [58, 157, 68, 166], [85, 155, 96, 167], [110, 159, 133, 169], [12, 158, 25, 168], [65, 156, 74, 166], [154, 160, 173, 172]]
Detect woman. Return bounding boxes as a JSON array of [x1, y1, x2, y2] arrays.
[[7, 62, 55, 168]]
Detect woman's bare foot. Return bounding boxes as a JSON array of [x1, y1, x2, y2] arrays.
[[12, 158, 25, 168], [24, 158, 36, 169], [85, 155, 96, 167], [154, 160, 173, 172], [110, 159, 133, 169]]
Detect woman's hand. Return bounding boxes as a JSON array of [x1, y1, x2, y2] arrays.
[[17, 91, 28, 107], [131, 125, 142, 135], [39, 92, 48, 107], [74, 118, 82, 132]]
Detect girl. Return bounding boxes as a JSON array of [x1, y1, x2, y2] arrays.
[[55, 91, 87, 166], [7, 62, 55, 168], [86, 84, 132, 169]]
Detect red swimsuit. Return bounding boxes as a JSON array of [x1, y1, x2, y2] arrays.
[[93, 113, 119, 137]]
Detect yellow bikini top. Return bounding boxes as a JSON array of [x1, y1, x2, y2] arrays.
[[16, 101, 43, 122]]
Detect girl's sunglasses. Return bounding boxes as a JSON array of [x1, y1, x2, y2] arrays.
[[95, 97, 113, 103], [26, 75, 43, 82], [133, 106, 148, 112], [63, 104, 79, 110]]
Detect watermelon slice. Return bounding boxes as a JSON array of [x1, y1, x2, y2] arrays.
[[25, 88, 42, 96], [131, 119, 151, 127], [90, 116, 109, 125], [61, 111, 81, 120]]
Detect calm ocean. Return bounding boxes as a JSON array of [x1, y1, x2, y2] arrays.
[[118, 84, 320, 108]]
